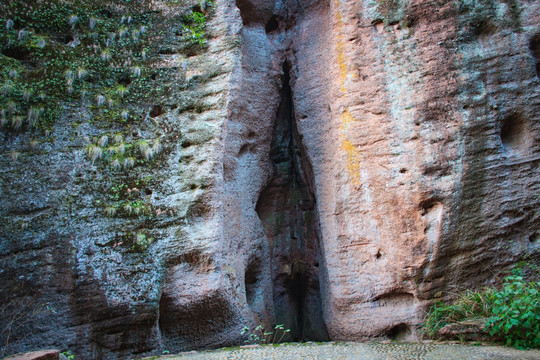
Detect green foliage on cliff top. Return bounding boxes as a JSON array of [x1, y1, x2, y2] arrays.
[[0, 0, 214, 253], [0, 0, 212, 132]]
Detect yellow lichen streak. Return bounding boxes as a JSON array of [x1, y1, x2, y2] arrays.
[[340, 108, 354, 130], [335, 1, 361, 187], [341, 139, 361, 186], [334, 0, 348, 93], [341, 109, 361, 186]]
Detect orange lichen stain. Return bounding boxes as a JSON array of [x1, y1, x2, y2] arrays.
[[342, 139, 361, 186], [340, 109, 355, 130], [334, 0, 349, 93], [335, 2, 361, 185], [337, 49, 348, 93]]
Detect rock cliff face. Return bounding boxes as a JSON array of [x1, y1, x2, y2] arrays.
[[1, 0, 539, 358]]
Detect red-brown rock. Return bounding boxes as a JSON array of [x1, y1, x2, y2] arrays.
[[4, 350, 59, 360]]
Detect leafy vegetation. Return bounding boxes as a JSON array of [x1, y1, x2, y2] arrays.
[[0, 0, 215, 254], [422, 264, 540, 349], [182, 4, 212, 45], [1, 0, 152, 131], [60, 350, 75, 359], [486, 271, 539, 349], [0, 0, 214, 132]]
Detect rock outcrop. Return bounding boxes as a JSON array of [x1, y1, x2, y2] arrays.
[[1, 0, 539, 359], [4, 350, 60, 360]]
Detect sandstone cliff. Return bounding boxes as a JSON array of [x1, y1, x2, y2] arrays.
[[1, 0, 539, 358]]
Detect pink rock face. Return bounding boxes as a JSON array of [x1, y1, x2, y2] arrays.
[[223, 0, 540, 342], [4, 350, 59, 360]]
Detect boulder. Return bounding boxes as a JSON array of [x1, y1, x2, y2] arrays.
[[4, 350, 59, 360]]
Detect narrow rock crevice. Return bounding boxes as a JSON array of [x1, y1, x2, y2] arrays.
[[245, 257, 263, 310], [255, 62, 328, 342], [530, 33, 540, 78]]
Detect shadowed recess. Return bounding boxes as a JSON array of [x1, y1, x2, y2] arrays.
[[255, 62, 329, 342], [530, 33, 540, 78], [500, 113, 529, 155]]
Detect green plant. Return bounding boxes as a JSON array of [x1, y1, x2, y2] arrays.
[[486, 270, 540, 349], [181, 3, 214, 46], [422, 289, 494, 338], [423, 262, 539, 350], [0, 0, 186, 133], [132, 231, 152, 251], [61, 350, 75, 359], [240, 324, 291, 345]]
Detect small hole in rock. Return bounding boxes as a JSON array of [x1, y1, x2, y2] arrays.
[[529, 34, 540, 60], [265, 16, 280, 34], [2, 47, 30, 61], [376, 250, 382, 259], [387, 323, 412, 341], [238, 144, 249, 155], [530, 34, 540, 78], [405, 15, 418, 28], [53, 32, 75, 44], [500, 113, 528, 154], [472, 19, 496, 37], [181, 140, 193, 148], [244, 259, 261, 309], [99, 9, 114, 18], [150, 105, 165, 118], [399, 168, 408, 174], [118, 74, 132, 86]]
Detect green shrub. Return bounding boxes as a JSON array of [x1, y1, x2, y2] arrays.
[[486, 271, 540, 349], [423, 267, 540, 349]]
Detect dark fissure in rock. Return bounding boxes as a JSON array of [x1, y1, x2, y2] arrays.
[[530, 33, 540, 78], [256, 62, 329, 342], [265, 16, 280, 34]]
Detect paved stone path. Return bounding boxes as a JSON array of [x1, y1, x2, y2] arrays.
[[162, 342, 540, 360]]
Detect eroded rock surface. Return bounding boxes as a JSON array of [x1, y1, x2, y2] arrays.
[[1, 0, 539, 358]]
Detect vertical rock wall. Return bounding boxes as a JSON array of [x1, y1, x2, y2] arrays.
[[222, 0, 540, 342], [0, 0, 539, 358], [316, 0, 540, 340]]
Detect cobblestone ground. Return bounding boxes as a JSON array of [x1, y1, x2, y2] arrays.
[[160, 342, 540, 360]]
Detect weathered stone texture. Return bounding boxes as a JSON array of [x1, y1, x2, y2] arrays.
[[0, 0, 539, 358], [3, 349, 60, 360]]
